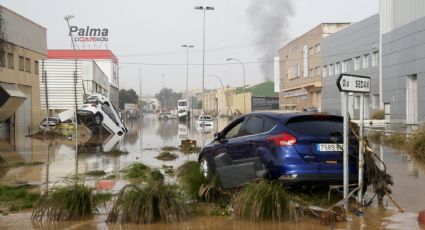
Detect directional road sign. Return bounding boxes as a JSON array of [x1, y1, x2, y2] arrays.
[[336, 74, 371, 93]]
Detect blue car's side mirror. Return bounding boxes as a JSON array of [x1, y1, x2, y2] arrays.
[[214, 132, 222, 140]]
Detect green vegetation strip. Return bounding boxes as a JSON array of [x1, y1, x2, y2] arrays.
[[0, 184, 39, 212], [161, 146, 179, 151], [85, 170, 107, 177], [155, 152, 178, 161]]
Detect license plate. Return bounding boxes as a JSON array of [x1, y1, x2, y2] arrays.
[[317, 143, 343, 152]]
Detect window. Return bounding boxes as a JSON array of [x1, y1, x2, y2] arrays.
[[7, 53, 14, 69], [334, 62, 340, 75], [286, 116, 343, 137], [328, 64, 334, 76], [241, 116, 264, 136], [35, 61, 39, 74], [18, 56, 25, 71], [342, 59, 351, 73], [315, 44, 320, 53], [372, 51, 379, 67], [315, 67, 321, 76], [309, 47, 314, 55], [224, 118, 244, 139], [0, 51, 5, 67], [363, 54, 369, 69], [309, 68, 314, 76], [25, 58, 31, 73], [264, 118, 276, 132], [354, 56, 360, 71], [322, 66, 327, 77]]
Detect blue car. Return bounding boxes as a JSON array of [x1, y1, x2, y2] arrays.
[[198, 112, 359, 186]]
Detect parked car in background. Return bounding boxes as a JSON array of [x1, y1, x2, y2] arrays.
[[303, 106, 319, 112], [158, 112, 175, 120], [39, 117, 60, 129], [198, 112, 359, 186]]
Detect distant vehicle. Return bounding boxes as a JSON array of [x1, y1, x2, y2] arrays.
[[303, 107, 319, 112], [39, 117, 59, 129], [77, 94, 127, 136], [177, 99, 190, 121], [158, 112, 175, 120], [198, 112, 359, 186], [196, 115, 214, 127]]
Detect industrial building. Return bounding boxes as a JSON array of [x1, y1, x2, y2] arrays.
[[0, 5, 47, 143], [380, 0, 425, 125], [321, 14, 380, 119]]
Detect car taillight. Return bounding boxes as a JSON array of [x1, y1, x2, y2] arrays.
[[267, 132, 297, 146]]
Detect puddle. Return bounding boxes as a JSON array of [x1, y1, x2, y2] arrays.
[[1, 114, 425, 229]]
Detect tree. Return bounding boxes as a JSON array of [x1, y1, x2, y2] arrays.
[[155, 88, 182, 109], [119, 89, 138, 109]]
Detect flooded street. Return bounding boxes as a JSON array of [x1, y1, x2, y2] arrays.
[[1, 115, 425, 229]]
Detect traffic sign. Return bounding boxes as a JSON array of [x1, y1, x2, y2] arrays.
[[336, 74, 371, 93]]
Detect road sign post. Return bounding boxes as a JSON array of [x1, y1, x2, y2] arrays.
[[336, 74, 371, 211]]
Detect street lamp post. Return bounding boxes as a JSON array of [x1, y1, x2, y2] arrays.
[[161, 74, 165, 111], [227, 58, 246, 114], [181, 45, 194, 100], [182, 44, 194, 121], [207, 74, 233, 116], [64, 14, 79, 175], [194, 5, 214, 118]]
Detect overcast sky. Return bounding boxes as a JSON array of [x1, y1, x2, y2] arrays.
[[2, 0, 378, 96]]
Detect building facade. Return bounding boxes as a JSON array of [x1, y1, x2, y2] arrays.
[[203, 81, 277, 116], [322, 15, 380, 119], [46, 50, 120, 108], [380, 0, 425, 124], [278, 23, 350, 111], [0, 6, 47, 141]]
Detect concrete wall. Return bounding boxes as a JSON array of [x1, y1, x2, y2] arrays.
[[0, 6, 47, 55], [322, 14, 380, 118], [382, 15, 425, 123]]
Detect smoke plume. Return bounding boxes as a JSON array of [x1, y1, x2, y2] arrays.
[[246, 0, 295, 80]]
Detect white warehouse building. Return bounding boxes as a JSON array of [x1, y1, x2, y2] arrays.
[[40, 50, 120, 114]]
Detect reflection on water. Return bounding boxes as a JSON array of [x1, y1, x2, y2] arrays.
[[1, 114, 425, 229]]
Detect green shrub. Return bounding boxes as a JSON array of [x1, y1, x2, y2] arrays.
[[31, 182, 94, 221], [122, 162, 151, 179], [106, 183, 188, 224], [161, 146, 178, 151], [176, 161, 228, 203], [232, 180, 293, 221], [383, 132, 406, 148], [367, 131, 383, 143], [156, 152, 178, 161], [371, 110, 385, 120], [407, 124, 425, 162], [85, 170, 107, 177]]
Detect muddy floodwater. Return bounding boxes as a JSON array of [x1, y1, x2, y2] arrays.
[[1, 114, 425, 229]]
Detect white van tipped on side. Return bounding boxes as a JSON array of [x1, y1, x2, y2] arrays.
[[77, 94, 127, 136]]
